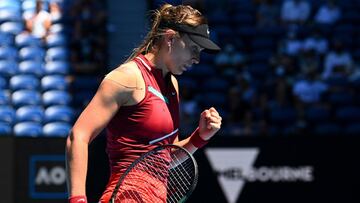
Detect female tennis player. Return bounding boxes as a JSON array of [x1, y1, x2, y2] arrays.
[[66, 4, 222, 203]]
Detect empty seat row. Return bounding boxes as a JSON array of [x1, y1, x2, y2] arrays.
[[1, 74, 69, 91], [0, 121, 71, 137], [0, 60, 70, 76], [0, 46, 68, 61], [0, 105, 74, 124], [0, 89, 71, 107]]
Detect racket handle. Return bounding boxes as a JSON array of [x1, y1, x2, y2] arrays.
[[69, 195, 87, 203], [190, 127, 208, 148]]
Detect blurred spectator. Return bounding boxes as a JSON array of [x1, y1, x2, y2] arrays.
[[49, 1, 63, 23], [280, 0, 311, 25], [278, 31, 303, 56], [214, 43, 247, 76], [69, 0, 108, 75], [25, 0, 51, 40], [268, 77, 292, 108], [314, 0, 341, 25], [224, 87, 244, 135], [293, 70, 328, 104], [322, 40, 353, 79], [302, 29, 329, 55], [256, 0, 280, 27], [179, 85, 199, 136], [298, 49, 321, 74]]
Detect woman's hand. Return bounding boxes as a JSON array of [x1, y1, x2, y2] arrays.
[[198, 107, 222, 140]]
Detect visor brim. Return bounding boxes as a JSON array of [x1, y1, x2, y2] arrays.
[[188, 34, 221, 53]]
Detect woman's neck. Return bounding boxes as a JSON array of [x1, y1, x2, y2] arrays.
[[144, 52, 169, 77]]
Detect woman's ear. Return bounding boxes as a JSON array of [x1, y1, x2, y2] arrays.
[[164, 29, 177, 44]]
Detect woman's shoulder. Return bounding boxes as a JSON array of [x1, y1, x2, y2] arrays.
[[103, 61, 143, 90]]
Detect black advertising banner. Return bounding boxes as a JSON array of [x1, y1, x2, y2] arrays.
[[8, 135, 360, 202], [0, 136, 14, 203], [190, 136, 360, 203], [14, 137, 67, 203], [12, 134, 109, 203]]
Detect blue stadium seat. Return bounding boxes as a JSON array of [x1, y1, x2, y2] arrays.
[[340, 10, 360, 24], [335, 106, 360, 123], [0, 32, 13, 46], [18, 60, 44, 76], [233, 13, 255, 26], [18, 46, 45, 61], [327, 91, 354, 106], [43, 122, 71, 137], [0, 105, 15, 124], [207, 10, 229, 26], [21, 0, 36, 11], [0, 90, 11, 105], [305, 106, 330, 124], [257, 26, 286, 38], [42, 90, 71, 106], [49, 23, 66, 35], [44, 105, 74, 123], [0, 122, 12, 136], [71, 90, 95, 108], [344, 123, 360, 135], [0, 46, 17, 61], [0, 0, 21, 10], [324, 75, 349, 88], [0, 76, 6, 89], [22, 9, 35, 21], [185, 64, 216, 78], [201, 77, 230, 92], [251, 37, 276, 50], [14, 122, 42, 137], [236, 26, 256, 37], [12, 89, 42, 107], [249, 51, 273, 63], [46, 34, 67, 47], [314, 123, 341, 136], [16, 105, 44, 122], [0, 8, 21, 22], [45, 47, 68, 61], [198, 92, 227, 108], [44, 61, 70, 75], [0, 22, 24, 35], [15, 32, 41, 47], [177, 77, 198, 89], [41, 75, 68, 91], [247, 63, 269, 78], [351, 78, 360, 90], [270, 106, 297, 126], [70, 76, 100, 91], [0, 60, 18, 77], [9, 75, 40, 90]]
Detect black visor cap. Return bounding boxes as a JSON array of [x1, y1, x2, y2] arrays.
[[160, 23, 221, 53]]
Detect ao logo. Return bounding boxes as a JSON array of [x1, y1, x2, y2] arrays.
[[35, 166, 66, 185]]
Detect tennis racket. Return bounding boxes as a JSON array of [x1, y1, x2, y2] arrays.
[[109, 144, 198, 203]]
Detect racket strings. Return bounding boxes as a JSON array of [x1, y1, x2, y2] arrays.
[[118, 155, 168, 202], [166, 155, 194, 202], [116, 152, 170, 202], [113, 146, 197, 203]]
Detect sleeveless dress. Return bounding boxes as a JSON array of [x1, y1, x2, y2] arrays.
[[99, 54, 180, 202]]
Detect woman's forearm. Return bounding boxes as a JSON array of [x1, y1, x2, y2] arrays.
[[66, 131, 89, 197]]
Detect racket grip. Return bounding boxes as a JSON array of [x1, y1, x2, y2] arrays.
[[69, 195, 87, 203], [190, 127, 208, 148]]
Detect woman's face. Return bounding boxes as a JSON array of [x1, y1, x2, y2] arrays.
[[165, 33, 203, 75]]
